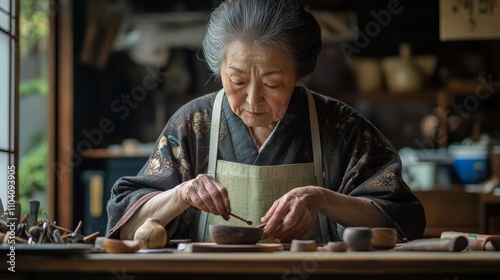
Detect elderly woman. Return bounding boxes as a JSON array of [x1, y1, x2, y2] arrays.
[[106, 0, 425, 243]]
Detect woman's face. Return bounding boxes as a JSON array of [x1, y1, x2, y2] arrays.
[[221, 41, 304, 129]]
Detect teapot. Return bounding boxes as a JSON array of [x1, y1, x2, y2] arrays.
[[382, 42, 437, 94]]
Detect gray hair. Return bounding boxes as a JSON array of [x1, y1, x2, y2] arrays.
[[201, 0, 322, 79]]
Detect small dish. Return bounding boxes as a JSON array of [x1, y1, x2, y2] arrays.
[[209, 224, 263, 245], [102, 238, 140, 253]]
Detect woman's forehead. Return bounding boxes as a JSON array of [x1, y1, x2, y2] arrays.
[[223, 41, 293, 72]]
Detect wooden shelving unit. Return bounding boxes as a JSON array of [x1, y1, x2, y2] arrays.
[[330, 80, 500, 149], [330, 89, 440, 103], [436, 80, 500, 148]]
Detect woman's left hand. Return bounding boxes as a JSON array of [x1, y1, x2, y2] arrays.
[[260, 186, 325, 242]]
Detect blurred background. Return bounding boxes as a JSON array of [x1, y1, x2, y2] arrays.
[[2, 0, 500, 237]]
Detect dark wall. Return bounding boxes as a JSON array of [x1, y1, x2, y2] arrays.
[[69, 0, 500, 232], [72, 0, 500, 150]]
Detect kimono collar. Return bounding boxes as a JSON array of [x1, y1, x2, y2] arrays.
[[222, 87, 311, 165]]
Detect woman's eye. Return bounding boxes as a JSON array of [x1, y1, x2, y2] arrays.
[[230, 79, 245, 86], [265, 84, 279, 89]]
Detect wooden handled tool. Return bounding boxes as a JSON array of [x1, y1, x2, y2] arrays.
[[395, 236, 468, 252], [13, 201, 22, 236], [229, 213, 253, 225], [28, 199, 40, 229]]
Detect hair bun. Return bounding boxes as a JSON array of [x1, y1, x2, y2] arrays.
[[298, 0, 308, 9], [269, 0, 307, 10], [284, 0, 308, 9]]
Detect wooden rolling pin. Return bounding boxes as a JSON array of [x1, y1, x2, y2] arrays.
[[394, 236, 468, 252]]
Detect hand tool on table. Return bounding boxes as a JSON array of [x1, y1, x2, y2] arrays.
[[28, 226, 42, 244], [28, 199, 40, 229], [13, 201, 22, 236], [53, 229, 64, 244], [38, 221, 47, 244], [394, 236, 468, 252]]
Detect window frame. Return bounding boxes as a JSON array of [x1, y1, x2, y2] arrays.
[[0, 0, 19, 205]]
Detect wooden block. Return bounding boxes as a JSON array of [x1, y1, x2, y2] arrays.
[[290, 240, 317, 252]]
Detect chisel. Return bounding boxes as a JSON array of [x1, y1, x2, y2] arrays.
[[28, 199, 40, 229]]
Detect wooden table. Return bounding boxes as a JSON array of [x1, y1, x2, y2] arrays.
[[2, 250, 500, 280]]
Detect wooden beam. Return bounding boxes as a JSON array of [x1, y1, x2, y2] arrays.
[[47, 0, 56, 221], [56, 0, 74, 229]]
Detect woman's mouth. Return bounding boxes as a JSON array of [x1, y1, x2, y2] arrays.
[[246, 111, 264, 118]]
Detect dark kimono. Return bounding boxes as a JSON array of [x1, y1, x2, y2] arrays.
[[106, 88, 426, 241]]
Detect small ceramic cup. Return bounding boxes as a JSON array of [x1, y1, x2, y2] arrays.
[[371, 228, 397, 250], [343, 227, 372, 251]]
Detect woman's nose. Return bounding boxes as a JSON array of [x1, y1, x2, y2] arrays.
[[246, 83, 263, 106]]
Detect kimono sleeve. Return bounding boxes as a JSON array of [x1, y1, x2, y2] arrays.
[[322, 99, 426, 241], [105, 101, 211, 239]]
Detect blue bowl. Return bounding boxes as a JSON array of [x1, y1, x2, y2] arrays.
[[450, 146, 489, 185], [453, 157, 489, 185]]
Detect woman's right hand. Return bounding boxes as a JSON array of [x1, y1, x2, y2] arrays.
[[177, 174, 231, 220]]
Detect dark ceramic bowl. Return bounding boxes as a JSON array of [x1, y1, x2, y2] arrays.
[[209, 224, 263, 245]]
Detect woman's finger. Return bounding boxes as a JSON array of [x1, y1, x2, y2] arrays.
[[217, 183, 231, 214], [194, 183, 219, 213], [199, 176, 229, 217], [277, 210, 313, 242], [261, 198, 279, 223], [271, 204, 303, 241], [183, 175, 220, 215], [210, 177, 231, 216], [187, 189, 210, 212], [263, 199, 288, 234]]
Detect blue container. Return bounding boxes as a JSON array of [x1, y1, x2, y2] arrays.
[[453, 157, 489, 185], [450, 146, 489, 185]]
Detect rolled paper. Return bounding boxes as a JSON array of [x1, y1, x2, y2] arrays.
[[440, 231, 500, 251]]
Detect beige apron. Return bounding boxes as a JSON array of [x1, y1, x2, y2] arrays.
[[192, 87, 329, 243]]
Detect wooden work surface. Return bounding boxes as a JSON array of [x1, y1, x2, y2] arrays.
[[2, 250, 500, 280]]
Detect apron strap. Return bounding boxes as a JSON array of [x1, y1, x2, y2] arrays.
[[304, 86, 324, 188], [304, 86, 330, 243], [197, 89, 225, 241], [207, 89, 225, 177]]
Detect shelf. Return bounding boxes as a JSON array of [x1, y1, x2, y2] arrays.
[[330, 80, 500, 103], [444, 79, 500, 96], [331, 89, 440, 103], [81, 148, 151, 159]]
